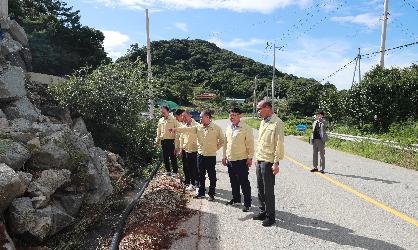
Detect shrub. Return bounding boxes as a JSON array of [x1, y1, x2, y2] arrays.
[[50, 60, 162, 169]]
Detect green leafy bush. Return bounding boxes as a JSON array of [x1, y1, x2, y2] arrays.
[[50, 60, 162, 169]]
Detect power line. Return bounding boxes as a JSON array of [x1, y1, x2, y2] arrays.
[[402, 0, 418, 13], [320, 40, 418, 83], [360, 40, 418, 57], [319, 57, 356, 83], [274, 0, 347, 51]]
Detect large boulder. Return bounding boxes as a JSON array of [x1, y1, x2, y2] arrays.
[[7, 20, 28, 47], [0, 65, 26, 102], [8, 197, 74, 242], [29, 128, 91, 170], [0, 139, 30, 170], [7, 197, 50, 242], [29, 131, 71, 170], [5, 51, 28, 71], [27, 169, 71, 208], [0, 164, 28, 213], [84, 147, 113, 204], [3, 96, 41, 121], [53, 192, 84, 217], [0, 33, 22, 57]]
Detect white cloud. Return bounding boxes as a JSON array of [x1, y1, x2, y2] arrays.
[[209, 37, 265, 49], [102, 30, 130, 61], [331, 13, 381, 28], [95, 0, 313, 13], [174, 22, 188, 32]]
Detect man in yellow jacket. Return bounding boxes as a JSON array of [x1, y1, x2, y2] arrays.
[[171, 110, 224, 201], [155, 106, 179, 177], [253, 100, 284, 227], [178, 110, 199, 191], [222, 107, 254, 212]]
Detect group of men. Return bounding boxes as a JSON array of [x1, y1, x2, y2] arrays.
[[155, 100, 328, 227]]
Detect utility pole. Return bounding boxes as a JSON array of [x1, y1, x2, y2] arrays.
[[380, 0, 389, 68], [145, 9, 154, 118], [271, 43, 278, 111], [358, 48, 361, 83], [252, 76, 257, 118], [0, 0, 8, 20]]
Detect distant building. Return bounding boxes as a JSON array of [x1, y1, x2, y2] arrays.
[[225, 98, 246, 104], [195, 92, 216, 100]]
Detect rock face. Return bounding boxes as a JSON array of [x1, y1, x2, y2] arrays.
[[0, 66, 26, 102], [0, 163, 29, 213], [0, 140, 31, 170], [8, 197, 74, 242], [0, 18, 122, 244]]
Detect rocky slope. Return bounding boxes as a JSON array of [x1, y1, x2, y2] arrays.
[[0, 17, 120, 247]]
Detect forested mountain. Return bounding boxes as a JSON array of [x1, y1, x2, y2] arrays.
[[9, 0, 111, 76], [118, 39, 325, 115]]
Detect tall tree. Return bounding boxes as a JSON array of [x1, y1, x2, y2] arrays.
[[9, 0, 111, 75]]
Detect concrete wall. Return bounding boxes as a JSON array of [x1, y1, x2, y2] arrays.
[[0, 0, 8, 20], [26, 72, 67, 86]]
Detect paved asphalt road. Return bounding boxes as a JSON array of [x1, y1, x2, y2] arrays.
[[170, 119, 418, 250]]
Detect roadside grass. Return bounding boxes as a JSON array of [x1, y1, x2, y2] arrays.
[[326, 139, 418, 171], [244, 118, 418, 171]]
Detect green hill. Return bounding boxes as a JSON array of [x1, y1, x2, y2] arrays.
[[118, 39, 323, 115]]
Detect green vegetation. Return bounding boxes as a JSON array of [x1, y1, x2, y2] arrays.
[[0, 138, 13, 156], [327, 139, 418, 171], [9, 0, 111, 75], [50, 60, 161, 169]]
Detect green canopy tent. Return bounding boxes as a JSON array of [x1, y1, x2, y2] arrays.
[[157, 99, 179, 111]]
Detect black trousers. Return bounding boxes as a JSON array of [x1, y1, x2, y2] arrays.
[[183, 151, 198, 186], [161, 139, 178, 173], [197, 154, 216, 196], [227, 159, 251, 207], [256, 161, 276, 219]]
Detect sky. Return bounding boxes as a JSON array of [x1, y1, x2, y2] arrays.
[[64, 0, 418, 90]]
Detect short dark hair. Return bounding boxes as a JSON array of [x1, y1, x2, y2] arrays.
[[201, 110, 212, 119], [161, 105, 169, 111], [315, 110, 325, 116], [174, 109, 185, 116], [263, 101, 272, 109], [229, 107, 242, 114]]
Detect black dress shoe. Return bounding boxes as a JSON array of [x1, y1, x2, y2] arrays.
[[310, 168, 318, 172], [226, 199, 234, 205], [194, 194, 205, 199], [242, 206, 250, 212], [319, 170, 325, 174], [208, 195, 215, 201], [253, 212, 267, 220], [262, 218, 275, 227]]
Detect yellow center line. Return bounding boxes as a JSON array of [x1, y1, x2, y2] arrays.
[[285, 155, 418, 227]]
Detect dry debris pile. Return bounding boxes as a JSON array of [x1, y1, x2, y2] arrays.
[[118, 174, 195, 250]]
